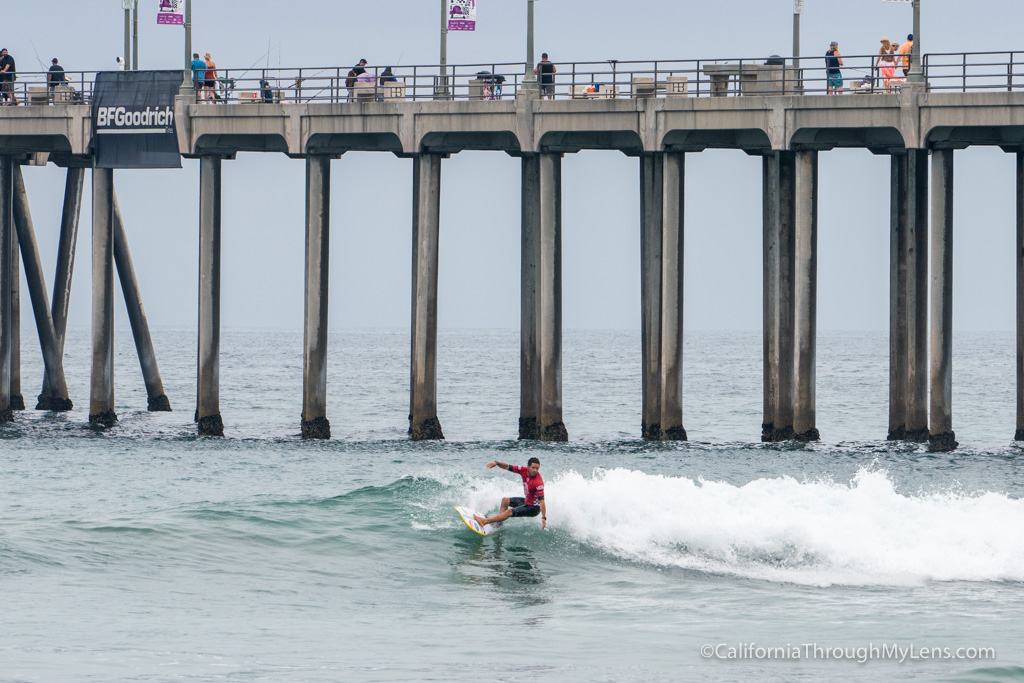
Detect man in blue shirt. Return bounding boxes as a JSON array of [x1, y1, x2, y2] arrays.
[[190, 53, 206, 98]]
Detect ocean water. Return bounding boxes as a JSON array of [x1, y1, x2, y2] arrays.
[[2, 328, 1024, 682]]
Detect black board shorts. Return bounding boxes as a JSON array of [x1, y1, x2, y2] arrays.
[[508, 497, 540, 517]]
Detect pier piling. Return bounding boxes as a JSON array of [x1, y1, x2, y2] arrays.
[[641, 152, 686, 441], [8, 211, 21, 410], [905, 150, 930, 442], [89, 168, 116, 427], [792, 151, 819, 441], [762, 154, 779, 441], [640, 153, 664, 441], [520, 154, 567, 441], [0, 157, 12, 423], [1017, 152, 1024, 442], [196, 156, 223, 436], [112, 190, 171, 412], [929, 149, 957, 451], [410, 154, 444, 441], [38, 168, 83, 410], [302, 155, 331, 439], [12, 166, 72, 411], [888, 154, 909, 440]]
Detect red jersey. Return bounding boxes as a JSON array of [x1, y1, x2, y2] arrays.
[[511, 465, 544, 505]]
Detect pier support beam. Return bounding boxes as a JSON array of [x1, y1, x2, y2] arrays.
[[905, 149, 930, 442], [0, 157, 12, 423], [410, 153, 444, 441], [888, 154, 909, 440], [1017, 152, 1024, 442], [113, 191, 171, 412], [929, 149, 957, 451], [762, 151, 796, 441], [12, 166, 72, 411], [640, 152, 686, 441], [38, 168, 84, 410], [8, 215, 21, 410], [792, 151, 819, 441], [89, 168, 116, 427], [520, 153, 567, 441], [302, 155, 331, 439], [196, 156, 223, 436]]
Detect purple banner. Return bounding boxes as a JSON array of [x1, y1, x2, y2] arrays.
[[157, 0, 184, 25], [448, 0, 476, 31]]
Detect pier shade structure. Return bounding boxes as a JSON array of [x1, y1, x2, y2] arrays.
[[4, 51, 1024, 448]]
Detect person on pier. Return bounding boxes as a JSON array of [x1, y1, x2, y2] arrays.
[[474, 458, 548, 530], [877, 37, 897, 90], [825, 41, 844, 94]]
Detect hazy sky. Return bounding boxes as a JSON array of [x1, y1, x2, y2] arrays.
[[6, 0, 1023, 335]]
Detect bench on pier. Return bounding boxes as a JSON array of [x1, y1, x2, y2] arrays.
[[27, 85, 78, 105], [570, 84, 621, 99], [629, 76, 691, 98], [350, 80, 406, 101]]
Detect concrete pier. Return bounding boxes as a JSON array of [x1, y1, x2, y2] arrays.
[[1018, 153, 1024, 442], [888, 154, 909, 440], [12, 167, 72, 411], [792, 151, 819, 441], [112, 191, 171, 412], [39, 168, 84, 410], [0, 157, 12, 423], [409, 153, 444, 440], [520, 153, 567, 442], [196, 156, 223, 436], [302, 155, 331, 439], [89, 168, 116, 427], [640, 152, 686, 441], [929, 149, 957, 451], [905, 150, 930, 442]]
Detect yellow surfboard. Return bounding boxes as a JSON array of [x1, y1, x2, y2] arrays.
[[456, 506, 501, 536]]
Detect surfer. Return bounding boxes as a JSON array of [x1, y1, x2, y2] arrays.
[[474, 458, 547, 530]]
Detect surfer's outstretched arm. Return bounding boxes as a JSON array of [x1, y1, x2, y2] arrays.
[[540, 499, 547, 530], [486, 461, 511, 471]]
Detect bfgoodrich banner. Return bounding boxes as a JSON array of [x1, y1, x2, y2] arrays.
[[92, 70, 182, 169]]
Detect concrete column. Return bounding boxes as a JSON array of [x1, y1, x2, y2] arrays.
[[520, 155, 541, 440], [536, 153, 567, 441], [0, 157, 12, 423], [792, 151, 819, 441], [659, 152, 686, 440], [196, 156, 223, 436], [302, 155, 331, 439], [410, 153, 444, 440], [905, 149, 930, 441], [39, 167, 84, 410], [1017, 153, 1024, 441], [888, 154, 909, 440], [113, 191, 171, 412], [929, 149, 957, 451], [640, 153, 664, 440], [762, 153, 780, 441], [8, 216, 21, 410], [89, 168, 116, 427], [12, 166, 72, 411], [773, 152, 797, 441]]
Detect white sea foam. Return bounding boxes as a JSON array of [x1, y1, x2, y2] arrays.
[[544, 467, 1024, 586]]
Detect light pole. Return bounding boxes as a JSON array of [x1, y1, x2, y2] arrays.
[[437, 0, 449, 98], [133, 2, 139, 70], [522, 0, 537, 94], [180, 0, 193, 96], [907, 0, 923, 83], [122, 0, 133, 69], [792, 0, 803, 91]]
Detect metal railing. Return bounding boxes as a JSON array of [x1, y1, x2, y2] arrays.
[[2, 52, 1024, 107]]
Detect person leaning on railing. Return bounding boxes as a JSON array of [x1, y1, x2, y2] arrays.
[[0, 49, 17, 106]]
